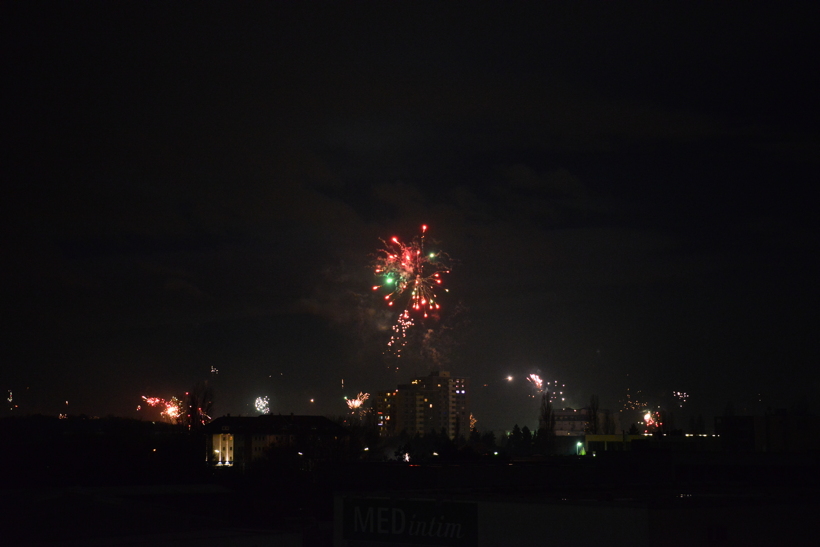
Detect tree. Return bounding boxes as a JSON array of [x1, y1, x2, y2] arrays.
[[521, 425, 533, 455], [536, 391, 556, 455], [481, 430, 496, 451], [539, 391, 555, 433], [184, 382, 214, 431], [602, 409, 617, 435], [509, 424, 522, 455]]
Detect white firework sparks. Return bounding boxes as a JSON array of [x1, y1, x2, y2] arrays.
[[255, 396, 270, 414]]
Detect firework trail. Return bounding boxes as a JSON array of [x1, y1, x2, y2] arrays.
[[386, 310, 414, 355], [255, 396, 270, 415]]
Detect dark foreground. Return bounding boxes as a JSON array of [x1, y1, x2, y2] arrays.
[[1, 417, 819, 546]]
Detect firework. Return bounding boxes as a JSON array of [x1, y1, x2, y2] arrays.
[[673, 391, 689, 408], [346, 392, 370, 410], [526, 374, 566, 403], [643, 410, 662, 433], [545, 379, 566, 403], [373, 224, 450, 320], [469, 413, 477, 431], [621, 388, 647, 411], [140, 395, 185, 424], [255, 396, 270, 415], [527, 374, 544, 392], [346, 392, 371, 420]]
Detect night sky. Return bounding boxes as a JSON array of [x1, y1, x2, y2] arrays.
[[3, 3, 818, 432]]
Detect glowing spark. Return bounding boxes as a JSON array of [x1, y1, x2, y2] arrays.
[[255, 396, 270, 415], [6, 390, 11, 403], [210, 366, 219, 374], [469, 413, 477, 431]]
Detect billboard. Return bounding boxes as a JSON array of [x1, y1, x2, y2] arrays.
[[343, 497, 478, 546]]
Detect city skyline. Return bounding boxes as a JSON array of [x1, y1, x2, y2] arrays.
[[3, 3, 818, 431]]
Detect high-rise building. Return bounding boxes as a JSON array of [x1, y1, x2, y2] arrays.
[[375, 371, 469, 439], [373, 389, 397, 434]]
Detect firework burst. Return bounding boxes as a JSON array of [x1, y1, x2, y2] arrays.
[[141, 395, 185, 424], [527, 374, 544, 392], [526, 374, 566, 403], [643, 410, 662, 433], [346, 392, 370, 410], [255, 396, 270, 415], [346, 392, 371, 419], [621, 388, 647, 411], [373, 225, 450, 328]]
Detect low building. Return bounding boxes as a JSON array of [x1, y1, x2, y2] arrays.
[[551, 408, 618, 436], [203, 414, 348, 469], [583, 433, 722, 454]]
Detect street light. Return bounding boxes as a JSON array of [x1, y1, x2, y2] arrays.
[[576, 441, 583, 455]]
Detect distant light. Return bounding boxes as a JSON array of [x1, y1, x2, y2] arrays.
[[506, 376, 513, 381], [363, 447, 369, 451]]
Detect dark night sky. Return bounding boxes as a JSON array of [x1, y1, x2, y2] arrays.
[[3, 2, 818, 431]]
